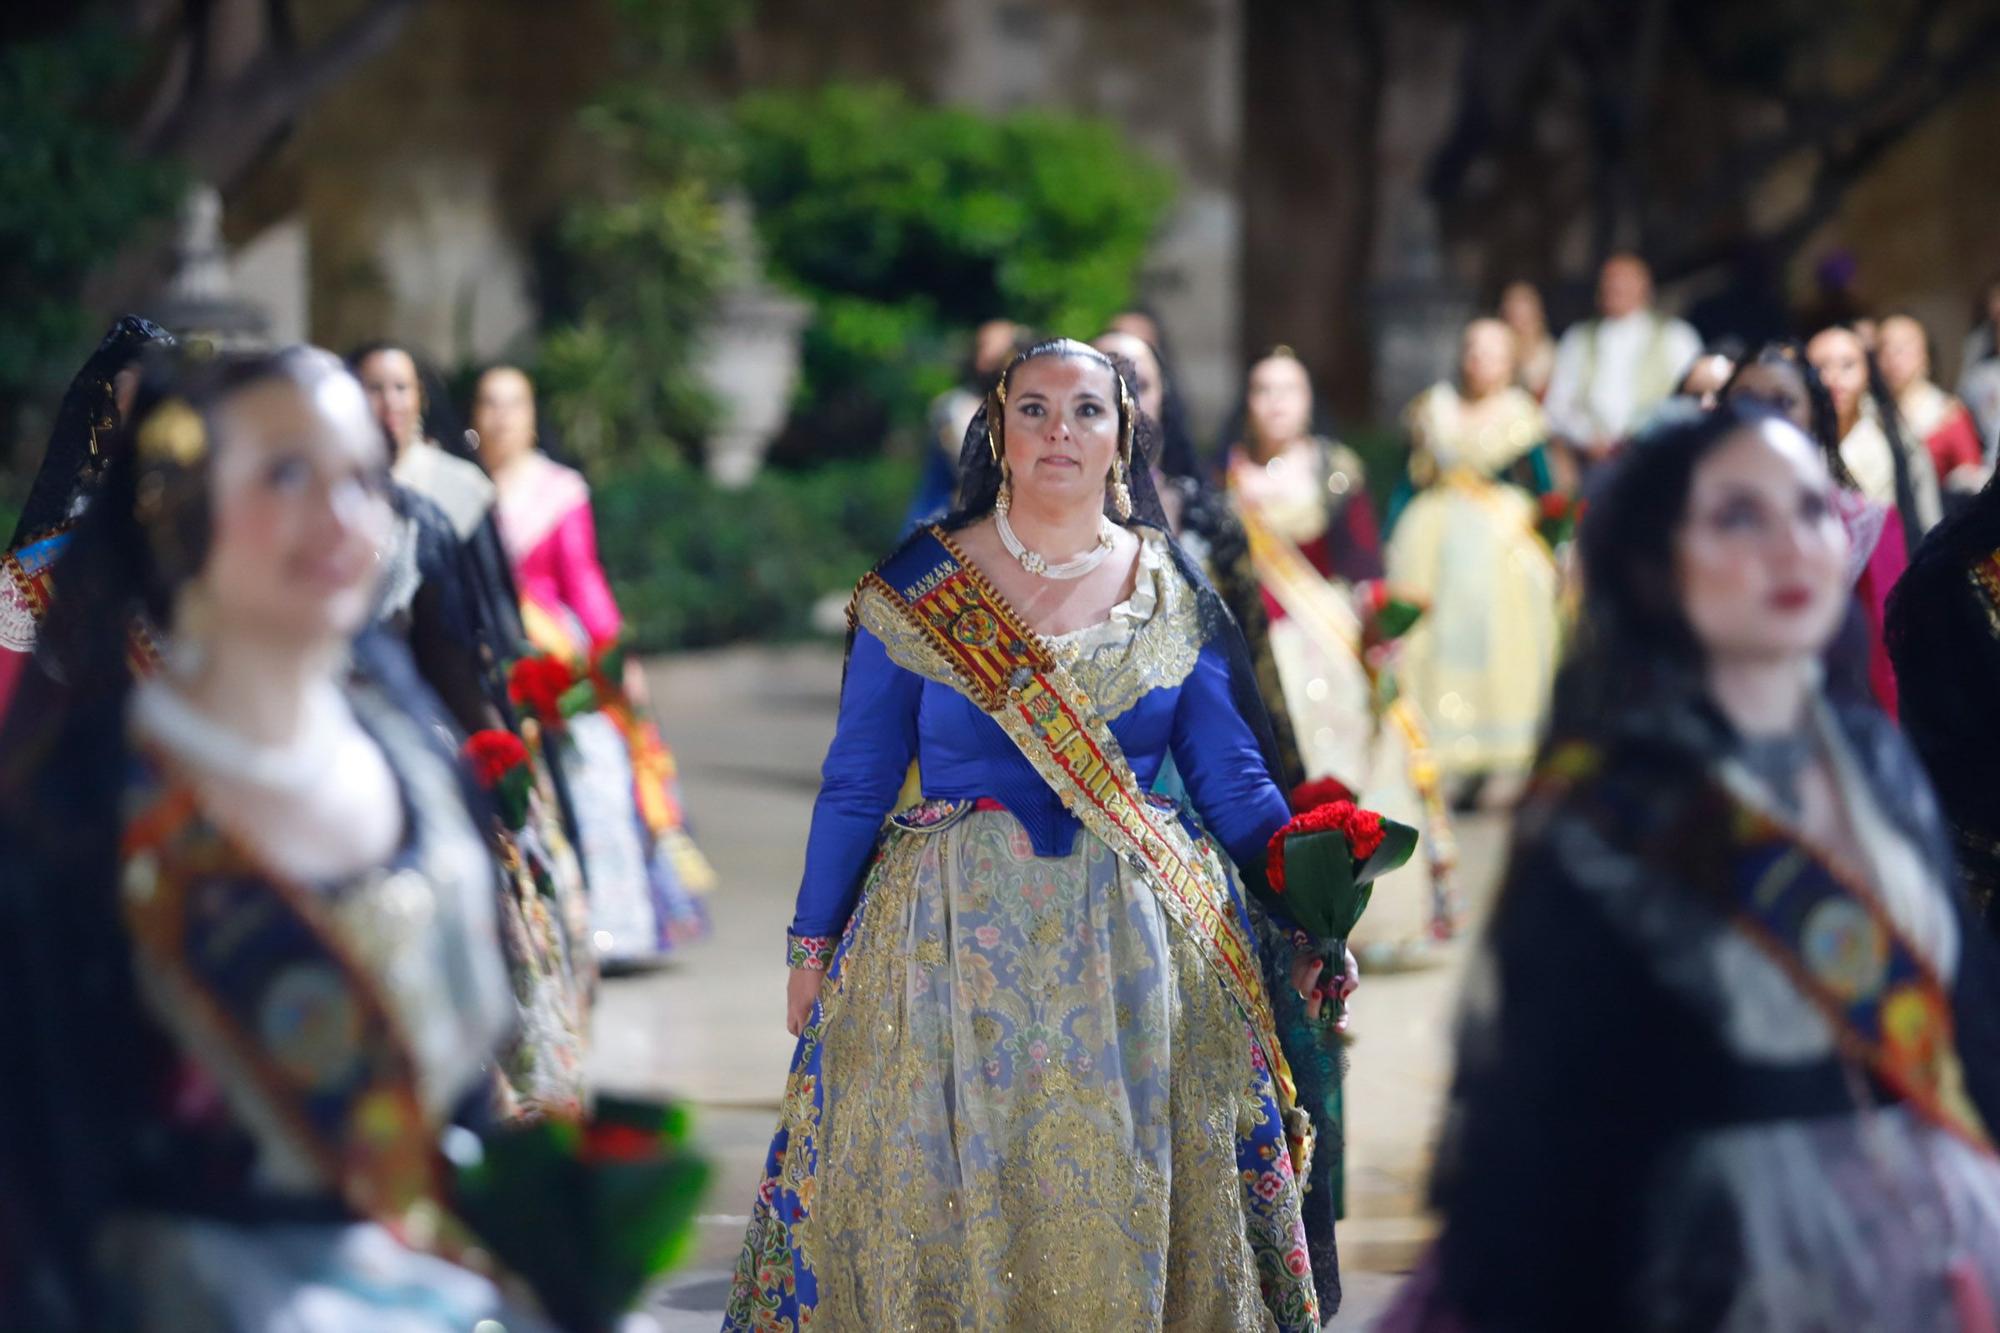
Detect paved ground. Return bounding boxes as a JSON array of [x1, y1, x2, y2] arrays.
[[604, 644, 1512, 1330]]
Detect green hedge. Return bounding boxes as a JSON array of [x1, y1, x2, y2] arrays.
[[594, 454, 919, 652], [735, 84, 1175, 458]]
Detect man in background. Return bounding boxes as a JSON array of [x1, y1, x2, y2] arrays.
[[1544, 253, 1702, 479]]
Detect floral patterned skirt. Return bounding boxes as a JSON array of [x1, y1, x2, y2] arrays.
[[567, 714, 708, 964], [725, 803, 1316, 1332]]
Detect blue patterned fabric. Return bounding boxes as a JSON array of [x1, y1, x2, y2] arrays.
[[791, 630, 1291, 940]]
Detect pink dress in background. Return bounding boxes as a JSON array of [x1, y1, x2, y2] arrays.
[[494, 452, 713, 962], [1835, 492, 1906, 719], [501, 457, 622, 650]]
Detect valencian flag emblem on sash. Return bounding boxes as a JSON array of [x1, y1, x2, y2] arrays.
[[2, 526, 161, 673], [859, 525, 1312, 1170]]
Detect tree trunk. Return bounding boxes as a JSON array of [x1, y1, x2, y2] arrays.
[[1240, 0, 1386, 429]]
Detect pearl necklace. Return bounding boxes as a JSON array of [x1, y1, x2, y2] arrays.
[[995, 508, 1119, 579], [132, 678, 350, 795]]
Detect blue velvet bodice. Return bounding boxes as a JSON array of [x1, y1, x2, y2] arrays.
[[790, 624, 1292, 942]]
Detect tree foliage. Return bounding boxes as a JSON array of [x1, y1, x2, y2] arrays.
[[733, 83, 1174, 458], [531, 0, 747, 468], [0, 26, 182, 434], [1425, 0, 2000, 288]]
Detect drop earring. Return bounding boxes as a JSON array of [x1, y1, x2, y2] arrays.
[[1110, 459, 1133, 522], [996, 464, 1013, 515]]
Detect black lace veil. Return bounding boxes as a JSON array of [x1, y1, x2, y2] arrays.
[[10, 316, 176, 547]]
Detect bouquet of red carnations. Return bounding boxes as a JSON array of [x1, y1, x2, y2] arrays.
[[1254, 799, 1419, 945], [464, 729, 533, 831], [452, 1096, 709, 1332], [506, 653, 600, 733], [1536, 490, 1580, 549]]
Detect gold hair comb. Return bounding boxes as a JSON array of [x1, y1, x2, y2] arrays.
[[137, 399, 207, 467]]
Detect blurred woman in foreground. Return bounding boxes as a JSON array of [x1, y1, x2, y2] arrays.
[[0, 347, 540, 1329], [1394, 401, 2000, 1331]]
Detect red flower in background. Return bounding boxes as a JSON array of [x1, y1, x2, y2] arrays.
[[508, 655, 574, 722], [1288, 775, 1355, 813], [1266, 800, 1387, 894], [582, 1120, 661, 1165], [465, 730, 529, 788], [1538, 492, 1573, 522]]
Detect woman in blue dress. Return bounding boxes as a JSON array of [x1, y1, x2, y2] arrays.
[[726, 339, 1337, 1331]]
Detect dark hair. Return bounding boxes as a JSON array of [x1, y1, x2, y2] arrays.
[[1547, 398, 1807, 747], [1095, 328, 1201, 480], [1723, 340, 1848, 487], [1216, 347, 1339, 463], [13, 347, 358, 728], [346, 338, 470, 460], [950, 338, 1155, 524], [1836, 325, 1927, 558], [469, 361, 574, 467]]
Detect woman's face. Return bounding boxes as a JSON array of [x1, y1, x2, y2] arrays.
[[1246, 356, 1312, 448], [1875, 317, 1928, 395], [472, 367, 538, 470], [1092, 330, 1164, 423], [1500, 282, 1544, 337], [1001, 354, 1122, 513], [1725, 361, 1814, 436], [1675, 419, 1849, 669], [1806, 329, 1868, 422], [355, 348, 423, 453], [1460, 321, 1517, 398], [196, 370, 394, 647]]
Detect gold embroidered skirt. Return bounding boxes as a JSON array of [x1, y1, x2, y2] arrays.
[[726, 804, 1317, 1331]]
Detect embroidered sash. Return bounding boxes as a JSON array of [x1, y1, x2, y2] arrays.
[[1716, 790, 1993, 1155], [1542, 740, 1993, 1155], [858, 526, 1305, 1142], [120, 777, 465, 1251], [1968, 545, 2000, 636], [1238, 502, 1460, 907], [1, 526, 161, 672], [1236, 501, 1366, 662]]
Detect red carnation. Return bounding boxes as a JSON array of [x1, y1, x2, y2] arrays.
[[1289, 775, 1355, 814], [508, 655, 574, 724], [583, 1120, 662, 1164], [464, 729, 529, 788], [1265, 800, 1387, 894], [1538, 491, 1572, 522]]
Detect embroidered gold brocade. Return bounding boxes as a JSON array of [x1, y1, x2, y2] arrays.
[[802, 815, 1282, 1331]]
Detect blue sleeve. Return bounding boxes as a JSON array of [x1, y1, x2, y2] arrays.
[[1170, 641, 1293, 868], [789, 626, 922, 948]]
